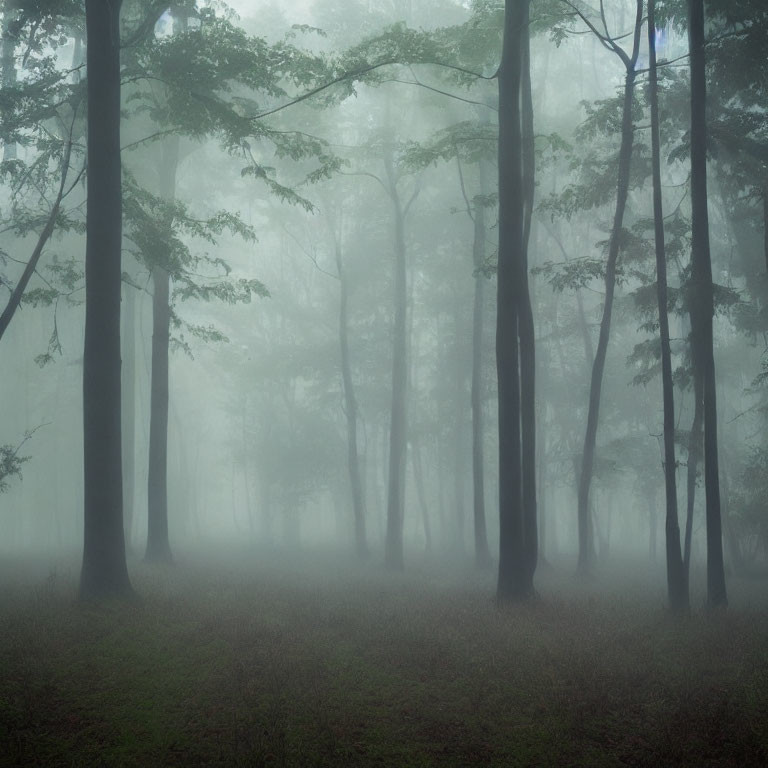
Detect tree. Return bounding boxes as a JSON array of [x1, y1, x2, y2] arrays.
[[496, 0, 537, 601], [565, 0, 643, 575], [687, 0, 727, 607], [79, 0, 132, 600], [327, 201, 369, 559], [383, 145, 419, 570], [648, 0, 687, 613]]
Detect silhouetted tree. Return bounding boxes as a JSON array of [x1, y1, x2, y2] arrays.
[[687, 0, 727, 607], [79, 0, 132, 600]]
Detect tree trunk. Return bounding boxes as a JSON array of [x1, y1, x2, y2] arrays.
[[145, 136, 179, 563], [80, 0, 132, 600], [577, 1, 643, 575], [496, 0, 531, 601], [684, 371, 703, 574], [648, 489, 658, 564], [122, 284, 137, 551], [471, 163, 491, 569], [649, 0, 688, 612], [384, 151, 408, 570], [2, 7, 17, 161], [411, 437, 432, 553], [334, 226, 368, 559], [453, 294, 467, 554], [519, 0, 538, 584], [688, 0, 727, 607]]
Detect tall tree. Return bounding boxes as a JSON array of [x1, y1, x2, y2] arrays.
[[471, 158, 492, 569], [569, 0, 643, 574], [496, 0, 537, 601], [383, 146, 415, 570], [330, 206, 369, 560], [687, 0, 727, 607], [145, 134, 179, 564], [79, 0, 132, 599], [648, 0, 687, 612]]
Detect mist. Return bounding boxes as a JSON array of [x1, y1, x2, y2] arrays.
[[1, 1, 767, 765]]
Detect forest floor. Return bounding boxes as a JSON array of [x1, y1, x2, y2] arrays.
[[1, 549, 767, 767]]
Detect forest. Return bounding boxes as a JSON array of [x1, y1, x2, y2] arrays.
[[1, 0, 767, 765]]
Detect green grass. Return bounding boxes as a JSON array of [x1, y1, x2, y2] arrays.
[[1, 553, 767, 766]]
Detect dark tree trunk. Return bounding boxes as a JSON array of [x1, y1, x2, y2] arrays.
[[763, 187, 768, 274], [496, 0, 532, 601], [122, 284, 137, 551], [80, 0, 132, 600], [647, 489, 658, 564], [649, 0, 688, 613], [145, 136, 179, 564], [519, 0, 537, 583], [452, 296, 467, 554], [0, 141, 72, 342], [471, 163, 491, 569], [2, 7, 17, 161], [577, 1, 643, 575], [384, 151, 408, 570], [688, 0, 727, 608], [334, 227, 368, 559], [684, 370, 703, 574]]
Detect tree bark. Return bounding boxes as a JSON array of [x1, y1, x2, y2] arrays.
[[122, 283, 136, 551], [80, 0, 132, 600], [145, 135, 179, 564], [684, 370, 703, 574], [334, 223, 368, 559], [471, 162, 491, 569], [519, 0, 538, 583], [688, 0, 727, 607], [384, 150, 408, 570], [649, 0, 688, 613], [496, 0, 530, 601], [577, 1, 643, 575], [2, 6, 17, 161], [411, 437, 432, 553], [452, 293, 467, 554]]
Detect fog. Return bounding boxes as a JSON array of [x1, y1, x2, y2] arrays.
[[1, 1, 767, 764]]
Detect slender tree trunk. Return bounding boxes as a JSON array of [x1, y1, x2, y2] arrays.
[[334, 226, 368, 559], [688, 0, 727, 607], [145, 136, 179, 563], [80, 0, 132, 600], [122, 284, 137, 551], [471, 163, 491, 569], [453, 294, 467, 554], [684, 371, 703, 574], [519, 0, 538, 583], [411, 438, 432, 553], [647, 489, 658, 563], [649, 0, 688, 612], [2, 7, 17, 161], [496, 0, 530, 601], [384, 151, 408, 570], [577, 2, 643, 575]]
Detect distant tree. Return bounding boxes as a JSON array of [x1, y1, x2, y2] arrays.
[[326, 202, 369, 560], [382, 144, 420, 571]]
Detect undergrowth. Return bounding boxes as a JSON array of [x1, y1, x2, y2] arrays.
[[0, 554, 767, 767]]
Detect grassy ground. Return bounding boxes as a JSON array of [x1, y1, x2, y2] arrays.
[[1, 551, 767, 767]]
